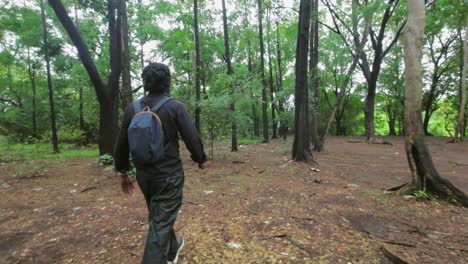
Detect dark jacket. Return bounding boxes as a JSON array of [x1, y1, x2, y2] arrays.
[[114, 93, 207, 178]]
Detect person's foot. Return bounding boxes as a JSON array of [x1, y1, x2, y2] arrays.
[[168, 236, 184, 264]]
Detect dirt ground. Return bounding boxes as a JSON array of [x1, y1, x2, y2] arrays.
[[1, 136, 467, 264]]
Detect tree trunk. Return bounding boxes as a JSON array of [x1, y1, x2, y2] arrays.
[[48, 0, 122, 155], [275, 17, 287, 140], [27, 49, 37, 138], [309, 0, 321, 151], [455, 18, 467, 142], [74, 4, 85, 134], [41, 0, 59, 153], [221, 0, 238, 152], [266, 8, 277, 139], [293, 0, 314, 163], [138, 0, 144, 72], [193, 0, 201, 133], [388, 113, 397, 136], [120, 0, 132, 110], [257, 0, 269, 143], [320, 1, 370, 149], [247, 34, 260, 137], [79, 84, 84, 131], [397, 0, 468, 206]]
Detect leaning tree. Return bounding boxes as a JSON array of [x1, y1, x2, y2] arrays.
[[47, 0, 122, 155], [395, 0, 468, 206]]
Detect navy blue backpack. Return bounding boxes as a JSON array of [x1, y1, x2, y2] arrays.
[[128, 97, 172, 164]]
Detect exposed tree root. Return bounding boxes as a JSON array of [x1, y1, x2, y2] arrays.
[[448, 161, 468, 167], [381, 245, 409, 264], [388, 181, 468, 207]]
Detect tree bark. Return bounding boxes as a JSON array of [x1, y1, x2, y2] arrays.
[[193, 0, 201, 133], [309, 0, 321, 151], [266, 7, 277, 139], [41, 0, 59, 153], [257, 0, 269, 143], [120, 0, 132, 110], [398, 0, 468, 206], [275, 14, 287, 140], [221, 0, 238, 151], [27, 49, 37, 138], [293, 0, 314, 163], [74, 4, 85, 134], [455, 17, 467, 142], [48, 0, 122, 155]]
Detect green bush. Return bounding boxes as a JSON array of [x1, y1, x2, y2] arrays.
[[40, 127, 85, 144]]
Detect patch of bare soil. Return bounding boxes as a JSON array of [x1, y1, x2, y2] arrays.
[[0, 136, 467, 263]]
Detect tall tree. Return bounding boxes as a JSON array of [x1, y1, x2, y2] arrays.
[[193, 0, 201, 132], [396, 0, 468, 206], [309, 0, 320, 150], [48, 0, 122, 155], [73, 4, 85, 134], [41, 0, 59, 153], [320, 0, 371, 148], [221, 0, 237, 151], [120, 0, 132, 110], [422, 34, 457, 135], [26, 48, 38, 138], [293, 0, 314, 163], [454, 17, 467, 142], [274, 1, 286, 140], [257, 0, 269, 142], [323, 0, 404, 142], [266, 6, 277, 139]]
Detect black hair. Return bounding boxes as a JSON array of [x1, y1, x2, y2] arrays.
[[141, 62, 171, 95]]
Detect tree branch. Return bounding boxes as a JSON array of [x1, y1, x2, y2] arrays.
[[47, 0, 106, 99]]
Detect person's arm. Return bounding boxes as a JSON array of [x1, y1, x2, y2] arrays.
[[114, 105, 135, 194], [114, 105, 134, 174], [175, 102, 207, 165]]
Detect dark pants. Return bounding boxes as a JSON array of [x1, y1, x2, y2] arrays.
[[136, 169, 184, 264]]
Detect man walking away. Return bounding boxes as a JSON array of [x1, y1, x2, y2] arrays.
[[114, 62, 207, 263]]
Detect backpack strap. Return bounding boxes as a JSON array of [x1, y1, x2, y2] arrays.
[[133, 99, 142, 113], [150, 96, 172, 113]]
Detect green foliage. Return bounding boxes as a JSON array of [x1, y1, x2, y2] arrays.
[[11, 160, 47, 178], [413, 190, 430, 201], [0, 0, 465, 158], [98, 154, 113, 166], [0, 137, 98, 162]]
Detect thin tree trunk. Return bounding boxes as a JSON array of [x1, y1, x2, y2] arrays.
[[247, 35, 260, 137], [74, 3, 85, 134], [79, 84, 84, 131], [275, 17, 287, 140], [193, 0, 201, 133], [257, 0, 269, 143], [396, 0, 468, 206], [120, 0, 132, 109], [266, 8, 277, 139], [221, 0, 238, 152], [455, 17, 467, 142], [138, 0, 144, 72], [41, 0, 59, 153], [27, 49, 37, 138], [293, 0, 314, 163], [309, 0, 321, 150]]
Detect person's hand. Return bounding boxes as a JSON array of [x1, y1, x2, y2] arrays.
[[118, 174, 134, 194]]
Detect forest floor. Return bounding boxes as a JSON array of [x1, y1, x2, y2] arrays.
[[1, 136, 467, 264]]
